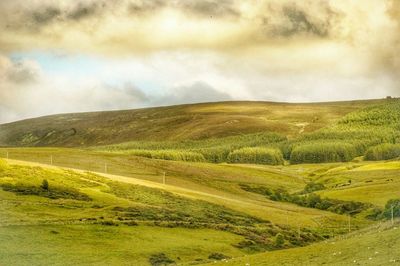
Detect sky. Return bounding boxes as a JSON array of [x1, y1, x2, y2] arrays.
[[0, 0, 399, 123]]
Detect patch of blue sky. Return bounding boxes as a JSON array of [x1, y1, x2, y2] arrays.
[[9, 50, 162, 94]]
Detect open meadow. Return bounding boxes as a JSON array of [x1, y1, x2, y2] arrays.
[[0, 99, 400, 265]]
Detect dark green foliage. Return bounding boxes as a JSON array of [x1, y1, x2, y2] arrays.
[[41, 179, 49, 190], [382, 199, 400, 219], [239, 184, 272, 197], [240, 184, 370, 216], [208, 253, 231, 261], [286, 100, 400, 164], [365, 144, 400, 161], [302, 182, 326, 194], [149, 253, 175, 266], [274, 233, 285, 248], [100, 220, 119, 226], [227, 147, 284, 165], [97, 132, 286, 163], [0, 183, 91, 201], [338, 100, 400, 127], [125, 149, 206, 162]]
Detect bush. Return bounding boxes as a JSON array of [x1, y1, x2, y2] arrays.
[[382, 199, 400, 219], [41, 179, 49, 190], [365, 143, 400, 161], [274, 233, 285, 247], [149, 253, 175, 266], [302, 182, 326, 194], [1, 182, 91, 201], [208, 253, 231, 260], [227, 147, 284, 165]]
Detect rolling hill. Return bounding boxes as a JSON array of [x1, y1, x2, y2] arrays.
[[0, 99, 385, 147]]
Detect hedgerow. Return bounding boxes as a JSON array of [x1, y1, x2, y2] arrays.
[[125, 149, 206, 162], [227, 147, 284, 165]]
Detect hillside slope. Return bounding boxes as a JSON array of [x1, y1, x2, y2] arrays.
[[208, 221, 400, 266], [0, 100, 384, 147]]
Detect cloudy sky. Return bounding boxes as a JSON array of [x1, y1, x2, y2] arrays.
[[0, 0, 399, 123]]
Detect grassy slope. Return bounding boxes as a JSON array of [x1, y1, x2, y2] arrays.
[[312, 161, 400, 207], [0, 148, 358, 229], [0, 160, 251, 265], [1, 149, 399, 265], [208, 221, 400, 266], [0, 225, 244, 266], [0, 100, 383, 147]]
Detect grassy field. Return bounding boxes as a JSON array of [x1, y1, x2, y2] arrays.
[[0, 148, 364, 229], [0, 157, 355, 265], [1, 99, 400, 265], [207, 220, 400, 265], [0, 225, 246, 266]]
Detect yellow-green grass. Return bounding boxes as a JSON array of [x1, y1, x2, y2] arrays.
[[0, 225, 245, 266], [1, 158, 363, 265], [0, 148, 360, 229], [300, 161, 400, 207], [207, 221, 400, 266], [0, 100, 384, 147]]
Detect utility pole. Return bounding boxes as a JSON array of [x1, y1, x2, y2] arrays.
[[50, 155, 53, 165], [104, 163, 108, 174], [6, 151, 9, 159], [163, 172, 166, 185], [392, 205, 394, 226]]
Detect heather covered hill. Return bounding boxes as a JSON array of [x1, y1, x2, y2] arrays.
[[0, 100, 383, 147]]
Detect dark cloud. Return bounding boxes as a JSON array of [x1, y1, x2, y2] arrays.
[[262, 2, 340, 38], [280, 6, 328, 37], [67, 2, 106, 21], [179, 0, 240, 18], [6, 61, 40, 84], [128, 0, 166, 15], [31, 7, 62, 25]]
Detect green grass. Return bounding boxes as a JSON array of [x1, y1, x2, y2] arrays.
[[1, 98, 400, 265], [0, 158, 351, 265], [0, 148, 359, 229], [0, 149, 398, 265], [0, 225, 245, 266], [208, 221, 400, 265]]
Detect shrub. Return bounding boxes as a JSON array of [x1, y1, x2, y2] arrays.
[[227, 147, 284, 165], [365, 143, 400, 161], [274, 233, 285, 247], [208, 253, 231, 260], [1, 183, 91, 201], [302, 182, 326, 194], [41, 179, 49, 190], [149, 253, 175, 266], [381, 199, 400, 219]]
